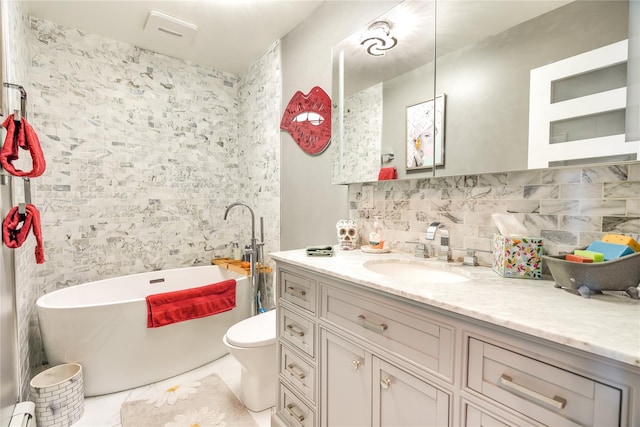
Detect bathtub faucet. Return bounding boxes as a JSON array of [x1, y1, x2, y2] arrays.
[[224, 202, 263, 315]]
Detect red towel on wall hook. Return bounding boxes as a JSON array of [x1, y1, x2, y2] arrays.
[[1, 114, 46, 178], [378, 167, 397, 180], [2, 204, 45, 264]]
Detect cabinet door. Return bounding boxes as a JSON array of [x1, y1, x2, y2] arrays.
[[373, 357, 450, 427], [321, 330, 371, 427]]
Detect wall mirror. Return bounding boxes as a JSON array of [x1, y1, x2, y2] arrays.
[[331, 0, 436, 184], [331, 0, 639, 185]]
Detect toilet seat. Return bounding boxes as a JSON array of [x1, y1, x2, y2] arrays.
[[225, 309, 276, 348]]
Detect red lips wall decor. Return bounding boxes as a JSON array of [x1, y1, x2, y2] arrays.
[[280, 86, 332, 155]]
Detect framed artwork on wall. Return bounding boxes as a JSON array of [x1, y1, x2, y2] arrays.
[[406, 94, 446, 170]]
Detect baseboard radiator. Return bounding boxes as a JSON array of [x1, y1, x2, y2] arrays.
[[9, 402, 35, 427]]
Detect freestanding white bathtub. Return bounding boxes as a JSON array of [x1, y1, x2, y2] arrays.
[[36, 265, 251, 396]]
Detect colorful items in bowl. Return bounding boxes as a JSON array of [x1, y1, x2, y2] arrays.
[[543, 252, 640, 299]]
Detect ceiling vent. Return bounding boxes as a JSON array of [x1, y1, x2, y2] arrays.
[[143, 11, 198, 45]]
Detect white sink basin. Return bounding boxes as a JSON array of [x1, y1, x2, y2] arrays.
[[364, 260, 471, 283]]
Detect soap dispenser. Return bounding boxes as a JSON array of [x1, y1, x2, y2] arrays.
[[369, 216, 385, 249]]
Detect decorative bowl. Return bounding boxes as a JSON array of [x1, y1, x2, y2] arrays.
[[543, 252, 640, 299]]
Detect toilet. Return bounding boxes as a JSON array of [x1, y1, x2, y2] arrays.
[[222, 309, 277, 412]]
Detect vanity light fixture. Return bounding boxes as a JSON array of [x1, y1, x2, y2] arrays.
[[360, 20, 397, 56]]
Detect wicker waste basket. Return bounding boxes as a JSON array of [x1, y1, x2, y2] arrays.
[[30, 363, 84, 427]]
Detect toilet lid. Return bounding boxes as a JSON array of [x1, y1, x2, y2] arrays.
[[226, 309, 276, 348]]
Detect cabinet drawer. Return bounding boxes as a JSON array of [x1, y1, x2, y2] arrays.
[[280, 307, 315, 358], [278, 382, 316, 427], [321, 284, 453, 379], [465, 404, 511, 427], [468, 338, 622, 427], [280, 270, 317, 313], [280, 344, 316, 403]]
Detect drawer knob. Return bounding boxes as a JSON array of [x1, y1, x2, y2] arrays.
[[287, 286, 307, 297], [286, 403, 305, 424], [381, 378, 392, 390], [286, 363, 306, 380], [352, 360, 362, 371], [286, 324, 305, 337], [357, 314, 388, 334], [500, 374, 567, 409]]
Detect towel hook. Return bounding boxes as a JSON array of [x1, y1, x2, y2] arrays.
[[3, 82, 27, 119], [23, 177, 32, 205], [2, 83, 34, 215], [381, 153, 395, 163], [17, 178, 31, 215]]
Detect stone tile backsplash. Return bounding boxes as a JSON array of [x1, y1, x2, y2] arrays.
[[349, 162, 640, 266]]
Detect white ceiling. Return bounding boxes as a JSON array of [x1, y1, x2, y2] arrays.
[[25, 0, 324, 75]]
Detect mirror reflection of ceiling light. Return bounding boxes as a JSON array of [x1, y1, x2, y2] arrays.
[[360, 21, 397, 56]]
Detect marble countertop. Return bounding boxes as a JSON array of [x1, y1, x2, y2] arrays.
[[270, 247, 640, 368]]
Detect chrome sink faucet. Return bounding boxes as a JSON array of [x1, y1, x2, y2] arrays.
[[425, 222, 453, 262]]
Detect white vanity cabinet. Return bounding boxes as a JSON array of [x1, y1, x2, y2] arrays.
[[320, 279, 453, 427], [321, 329, 450, 427], [272, 259, 640, 427]]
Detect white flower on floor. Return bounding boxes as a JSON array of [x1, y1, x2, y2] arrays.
[[164, 406, 226, 427], [147, 381, 202, 407]]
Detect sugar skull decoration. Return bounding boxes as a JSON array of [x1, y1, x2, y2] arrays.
[[280, 86, 332, 155], [336, 219, 359, 250]]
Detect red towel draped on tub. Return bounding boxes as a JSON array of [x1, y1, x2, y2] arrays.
[[146, 279, 236, 328], [1, 114, 46, 178]]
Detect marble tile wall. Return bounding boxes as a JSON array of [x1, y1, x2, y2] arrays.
[[23, 17, 281, 372], [30, 17, 242, 291], [349, 162, 640, 266]]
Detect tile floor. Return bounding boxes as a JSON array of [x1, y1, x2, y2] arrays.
[[74, 354, 272, 427]]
